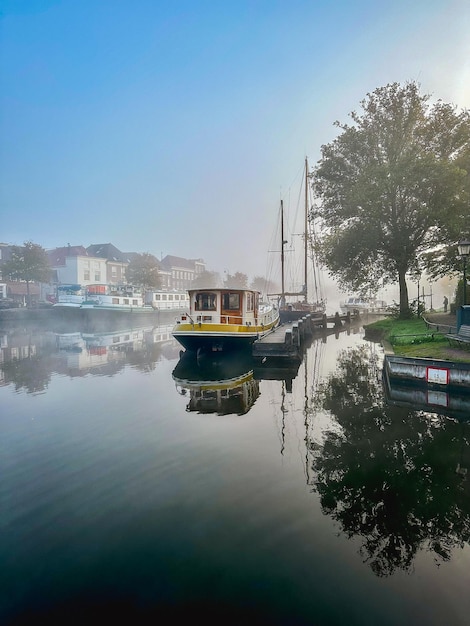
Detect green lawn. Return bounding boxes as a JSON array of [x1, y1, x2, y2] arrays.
[[365, 317, 470, 363]]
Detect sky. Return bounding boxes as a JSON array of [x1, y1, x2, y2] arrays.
[[1, 0, 470, 300]]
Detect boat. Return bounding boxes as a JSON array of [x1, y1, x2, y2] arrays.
[[269, 158, 326, 322], [144, 289, 190, 311], [52, 283, 162, 330], [340, 295, 389, 315], [171, 287, 280, 354], [54, 284, 86, 307]]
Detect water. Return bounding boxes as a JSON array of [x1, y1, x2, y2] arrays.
[[1, 319, 470, 625]]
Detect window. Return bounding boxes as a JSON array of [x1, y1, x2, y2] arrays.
[[132, 299, 138, 305], [112, 298, 119, 304], [246, 292, 254, 311], [84, 270, 90, 281], [222, 292, 240, 310], [95, 272, 101, 281], [124, 299, 129, 305], [195, 292, 216, 311]]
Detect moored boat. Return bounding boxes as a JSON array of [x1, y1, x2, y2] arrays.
[[172, 287, 279, 354], [340, 295, 389, 314], [145, 289, 190, 311], [269, 158, 326, 322]]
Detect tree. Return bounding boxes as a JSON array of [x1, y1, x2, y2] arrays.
[[250, 275, 279, 297], [191, 270, 221, 288], [125, 253, 161, 290], [313, 82, 470, 318], [224, 271, 248, 289], [2, 241, 51, 306]]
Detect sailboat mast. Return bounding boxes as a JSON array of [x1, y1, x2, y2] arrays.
[[304, 157, 308, 303], [281, 199, 285, 304]]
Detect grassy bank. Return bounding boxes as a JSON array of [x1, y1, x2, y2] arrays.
[[364, 317, 470, 363]]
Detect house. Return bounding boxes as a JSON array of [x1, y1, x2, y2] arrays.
[[86, 243, 129, 285], [160, 255, 205, 291], [47, 245, 107, 290]]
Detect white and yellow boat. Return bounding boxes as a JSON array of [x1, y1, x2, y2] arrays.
[[172, 288, 279, 354]]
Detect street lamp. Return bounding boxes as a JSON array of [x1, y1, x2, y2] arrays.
[[457, 239, 470, 305]]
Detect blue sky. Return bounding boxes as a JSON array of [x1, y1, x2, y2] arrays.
[[1, 0, 470, 286]]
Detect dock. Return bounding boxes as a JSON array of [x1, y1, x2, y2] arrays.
[[252, 311, 357, 362]]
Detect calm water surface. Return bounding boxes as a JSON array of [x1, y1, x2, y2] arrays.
[[1, 319, 470, 625]]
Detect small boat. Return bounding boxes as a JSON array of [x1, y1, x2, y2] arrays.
[[340, 295, 389, 314], [172, 287, 280, 354]]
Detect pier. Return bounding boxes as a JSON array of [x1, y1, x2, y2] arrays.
[[252, 311, 359, 362]]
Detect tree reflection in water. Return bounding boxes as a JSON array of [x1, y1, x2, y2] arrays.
[[310, 345, 470, 577]]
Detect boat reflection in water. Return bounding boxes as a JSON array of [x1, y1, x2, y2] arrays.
[[172, 350, 260, 415], [172, 348, 303, 415], [383, 366, 470, 422]]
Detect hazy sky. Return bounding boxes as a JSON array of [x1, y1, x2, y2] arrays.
[[1, 0, 470, 286]]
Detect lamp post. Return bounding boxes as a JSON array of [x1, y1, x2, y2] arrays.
[[458, 239, 470, 305]]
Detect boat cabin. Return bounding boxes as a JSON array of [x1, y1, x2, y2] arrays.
[[183, 288, 261, 325]]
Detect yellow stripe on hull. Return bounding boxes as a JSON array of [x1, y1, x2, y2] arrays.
[[173, 321, 277, 334]]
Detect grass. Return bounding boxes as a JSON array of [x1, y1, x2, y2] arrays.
[[365, 317, 470, 363]]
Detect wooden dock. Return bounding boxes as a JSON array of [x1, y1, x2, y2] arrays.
[[252, 311, 357, 362]]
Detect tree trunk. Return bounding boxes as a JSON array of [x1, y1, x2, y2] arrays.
[[26, 280, 31, 307], [398, 269, 411, 318]]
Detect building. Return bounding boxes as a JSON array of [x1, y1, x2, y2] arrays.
[[47, 245, 107, 292], [160, 255, 205, 291], [86, 243, 129, 285]]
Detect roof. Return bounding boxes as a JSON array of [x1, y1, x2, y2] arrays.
[[161, 255, 204, 270], [86, 243, 128, 263], [47, 246, 89, 267]]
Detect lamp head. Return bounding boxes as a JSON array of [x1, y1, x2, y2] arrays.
[[457, 239, 470, 257]]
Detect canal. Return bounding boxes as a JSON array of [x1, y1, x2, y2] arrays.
[[1, 317, 470, 625]]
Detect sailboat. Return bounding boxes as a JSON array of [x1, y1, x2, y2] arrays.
[[269, 158, 326, 323]]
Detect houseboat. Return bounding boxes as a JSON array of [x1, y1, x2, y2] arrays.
[[145, 289, 190, 311], [172, 287, 280, 354], [340, 295, 389, 315]]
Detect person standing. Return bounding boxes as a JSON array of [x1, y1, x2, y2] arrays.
[[443, 296, 448, 312]]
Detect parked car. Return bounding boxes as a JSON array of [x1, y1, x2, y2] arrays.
[[29, 300, 54, 308], [0, 298, 21, 309]]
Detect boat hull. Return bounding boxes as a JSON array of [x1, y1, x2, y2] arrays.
[[172, 321, 278, 354]]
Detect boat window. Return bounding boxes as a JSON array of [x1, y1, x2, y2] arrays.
[[195, 292, 216, 310], [112, 298, 119, 304], [222, 293, 240, 310], [246, 292, 254, 311], [155, 294, 161, 301], [132, 299, 138, 305]]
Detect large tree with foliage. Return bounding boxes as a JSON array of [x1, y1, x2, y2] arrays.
[[2, 241, 51, 305], [125, 252, 161, 290], [312, 82, 470, 318]]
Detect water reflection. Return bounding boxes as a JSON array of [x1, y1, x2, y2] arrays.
[[172, 351, 259, 415], [0, 323, 181, 392], [310, 345, 470, 577]]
